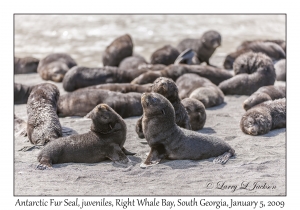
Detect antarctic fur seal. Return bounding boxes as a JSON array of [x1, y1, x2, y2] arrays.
[[135, 77, 191, 138], [240, 98, 286, 135], [118, 54, 147, 70], [14, 83, 34, 104], [14, 56, 39, 74], [37, 104, 135, 169], [223, 41, 286, 69], [176, 73, 224, 108], [243, 85, 286, 111], [150, 45, 180, 65], [102, 34, 133, 67], [140, 92, 235, 168], [274, 59, 286, 81], [237, 39, 286, 52], [37, 53, 77, 82], [219, 52, 276, 95], [177, 30, 221, 65], [27, 83, 62, 145], [86, 83, 152, 93], [181, 98, 206, 130], [57, 88, 143, 118]]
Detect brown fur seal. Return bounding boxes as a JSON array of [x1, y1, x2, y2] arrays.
[[181, 98, 206, 130], [176, 73, 224, 108], [140, 92, 235, 168], [237, 39, 286, 52], [118, 54, 147, 70], [150, 45, 180, 65], [223, 41, 286, 69], [274, 59, 286, 81], [14, 56, 39, 74], [240, 98, 286, 135], [27, 83, 62, 145], [57, 88, 142, 118], [177, 30, 221, 65], [37, 53, 77, 82], [86, 83, 152, 93], [243, 85, 286, 111], [136, 77, 191, 138], [37, 104, 135, 170], [14, 83, 34, 104], [102, 34, 133, 67], [131, 64, 232, 86], [219, 52, 276, 95]]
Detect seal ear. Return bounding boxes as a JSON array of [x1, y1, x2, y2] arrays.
[[161, 109, 165, 115]]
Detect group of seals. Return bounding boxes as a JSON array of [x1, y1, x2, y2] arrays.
[[223, 41, 286, 69], [14, 56, 39, 74], [240, 98, 286, 135], [219, 52, 276, 95], [37, 53, 77, 82], [136, 77, 191, 138], [139, 92, 235, 168], [37, 104, 135, 169], [57, 88, 143, 118], [27, 83, 62, 145], [102, 34, 133, 67], [177, 30, 221, 66], [176, 73, 224, 108], [243, 85, 286, 111]]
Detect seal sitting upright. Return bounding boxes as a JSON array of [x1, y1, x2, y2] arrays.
[[37, 104, 135, 170], [140, 92, 235, 168]]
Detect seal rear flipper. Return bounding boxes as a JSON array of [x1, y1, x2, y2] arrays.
[[107, 144, 131, 167], [213, 149, 235, 165], [140, 146, 166, 169], [122, 147, 136, 155]]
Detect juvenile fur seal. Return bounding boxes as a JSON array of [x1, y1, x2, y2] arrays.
[[237, 39, 286, 52], [14, 56, 39, 74], [274, 59, 286, 81], [14, 83, 34, 104], [243, 85, 286, 111], [102, 34, 133, 67], [177, 30, 221, 65], [86, 83, 152, 93], [27, 83, 62, 145], [176, 73, 224, 108], [219, 52, 276, 95], [140, 92, 235, 168], [223, 41, 286, 69], [119, 54, 147, 70], [240, 98, 286, 135], [131, 64, 232, 86], [136, 77, 191, 138], [150, 45, 180, 65], [37, 53, 77, 82], [37, 104, 135, 169], [181, 98, 206, 130], [57, 89, 142, 118]]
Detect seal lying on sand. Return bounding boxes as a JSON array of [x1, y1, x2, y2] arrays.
[[136, 77, 191, 138], [181, 98, 206, 130], [37, 53, 77, 82], [131, 64, 232, 86], [240, 98, 286, 136], [150, 45, 180, 65], [119, 54, 147, 70], [176, 73, 224, 108], [57, 89, 142, 118], [27, 83, 62, 145], [37, 104, 135, 170], [14, 83, 34, 104], [177, 30, 221, 65], [86, 83, 152, 93], [243, 85, 286, 111], [274, 59, 286, 81], [140, 92, 235, 168], [102, 34, 133, 67], [219, 52, 276, 95], [223, 41, 286, 69], [14, 56, 39, 74], [237, 39, 286, 52]]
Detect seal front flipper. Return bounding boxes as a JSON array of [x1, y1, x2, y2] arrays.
[[174, 48, 195, 65], [106, 144, 131, 167], [135, 116, 145, 139], [122, 147, 136, 155], [213, 149, 235, 165], [140, 146, 166, 169], [36, 156, 53, 170]]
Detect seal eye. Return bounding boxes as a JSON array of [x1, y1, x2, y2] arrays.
[[161, 109, 165, 115]]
